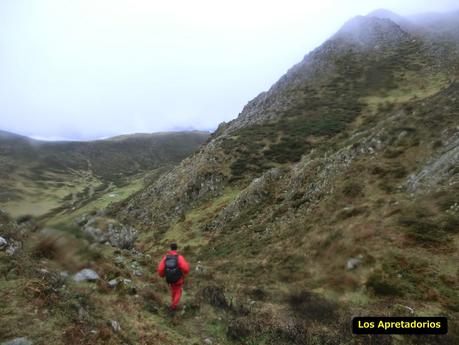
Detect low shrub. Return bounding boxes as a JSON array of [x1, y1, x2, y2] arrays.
[[383, 148, 404, 159], [32, 237, 59, 259], [199, 285, 229, 309], [287, 290, 339, 323], [16, 214, 33, 224], [397, 204, 456, 243], [227, 317, 252, 340], [366, 270, 405, 296], [342, 181, 364, 198]]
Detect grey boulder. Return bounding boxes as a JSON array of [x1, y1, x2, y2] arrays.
[[73, 268, 100, 282], [0, 236, 7, 248], [1, 338, 33, 345]]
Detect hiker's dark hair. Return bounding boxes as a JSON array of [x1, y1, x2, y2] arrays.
[[170, 243, 178, 250]]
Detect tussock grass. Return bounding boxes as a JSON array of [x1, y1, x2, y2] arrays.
[[287, 290, 339, 323]]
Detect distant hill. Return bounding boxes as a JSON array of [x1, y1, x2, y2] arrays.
[[0, 130, 209, 181], [0, 130, 209, 217]]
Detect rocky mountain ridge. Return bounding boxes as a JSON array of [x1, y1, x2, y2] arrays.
[[114, 11, 458, 230]]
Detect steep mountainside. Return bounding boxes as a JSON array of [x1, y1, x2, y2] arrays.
[[0, 130, 209, 217], [114, 14, 457, 229], [108, 10, 459, 344]]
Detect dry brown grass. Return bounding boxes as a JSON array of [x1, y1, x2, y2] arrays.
[[32, 237, 59, 259]]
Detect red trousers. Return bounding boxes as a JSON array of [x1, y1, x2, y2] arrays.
[[170, 282, 183, 309]]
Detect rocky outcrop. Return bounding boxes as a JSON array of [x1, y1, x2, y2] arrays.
[[285, 125, 391, 208], [81, 216, 137, 249], [115, 143, 226, 228], [0, 338, 33, 345], [110, 320, 121, 333], [0, 236, 7, 248], [203, 168, 282, 231], [0, 208, 10, 223], [3, 239, 21, 256], [405, 131, 459, 194]]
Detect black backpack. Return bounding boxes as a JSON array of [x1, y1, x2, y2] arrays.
[[165, 255, 183, 284]]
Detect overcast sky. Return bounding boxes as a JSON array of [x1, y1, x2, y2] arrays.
[[1, 0, 458, 140]]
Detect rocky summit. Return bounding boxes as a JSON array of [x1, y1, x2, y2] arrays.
[[1, 9, 459, 345]]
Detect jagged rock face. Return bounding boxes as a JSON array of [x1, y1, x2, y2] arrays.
[[114, 142, 227, 228], [203, 168, 283, 232], [405, 130, 459, 194], [81, 216, 138, 249], [285, 126, 391, 204]]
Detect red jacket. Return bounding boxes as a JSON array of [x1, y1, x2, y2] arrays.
[[157, 250, 190, 284]]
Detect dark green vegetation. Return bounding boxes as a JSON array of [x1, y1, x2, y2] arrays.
[[2, 10, 459, 345]]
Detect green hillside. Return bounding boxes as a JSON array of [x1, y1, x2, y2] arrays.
[[0, 130, 209, 218]]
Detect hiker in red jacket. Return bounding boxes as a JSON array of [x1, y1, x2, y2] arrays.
[[157, 243, 190, 310]]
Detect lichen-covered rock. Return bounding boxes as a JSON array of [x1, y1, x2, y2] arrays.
[[346, 255, 363, 270], [82, 217, 137, 249], [110, 320, 121, 333], [275, 113, 412, 221], [203, 168, 282, 231], [113, 142, 227, 229], [73, 268, 99, 282], [195, 261, 207, 274], [405, 131, 459, 194], [1, 338, 33, 345], [0, 208, 11, 224], [199, 285, 229, 309], [108, 278, 119, 288], [0, 236, 7, 248], [5, 240, 21, 256]]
